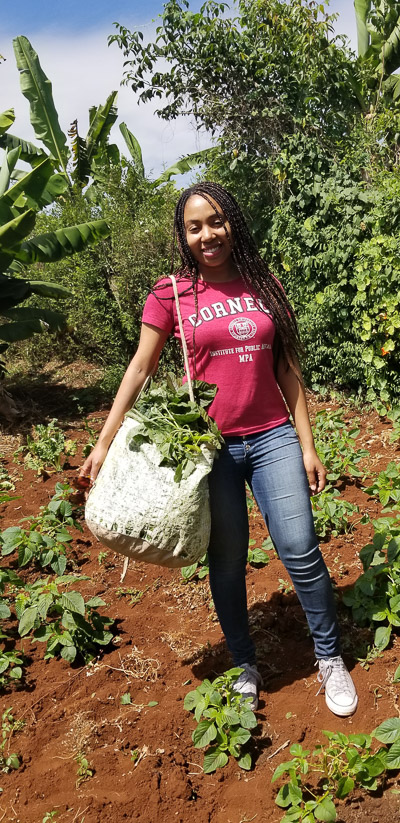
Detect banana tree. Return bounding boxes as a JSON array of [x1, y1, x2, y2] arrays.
[[355, 1, 400, 99], [0, 113, 110, 415]]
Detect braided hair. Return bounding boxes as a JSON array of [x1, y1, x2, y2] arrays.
[[155, 181, 303, 374]]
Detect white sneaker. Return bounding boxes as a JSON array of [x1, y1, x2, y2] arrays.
[[316, 656, 358, 717], [233, 663, 263, 711]]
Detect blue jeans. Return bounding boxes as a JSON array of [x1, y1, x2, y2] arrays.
[[207, 421, 341, 665]]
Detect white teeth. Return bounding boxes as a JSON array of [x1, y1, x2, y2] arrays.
[[203, 246, 220, 254]]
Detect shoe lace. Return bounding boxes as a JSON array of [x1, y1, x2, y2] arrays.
[[315, 657, 350, 697]]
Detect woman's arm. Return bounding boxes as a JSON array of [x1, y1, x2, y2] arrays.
[[80, 322, 169, 481], [276, 357, 326, 494]]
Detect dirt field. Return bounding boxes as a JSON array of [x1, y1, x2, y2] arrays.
[[1, 368, 399, 823]]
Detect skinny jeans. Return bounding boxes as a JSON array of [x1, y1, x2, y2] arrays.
[[207, 421, 341, 666]]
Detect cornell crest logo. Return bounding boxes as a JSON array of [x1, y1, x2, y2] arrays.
[[228, 317, 257, 341]]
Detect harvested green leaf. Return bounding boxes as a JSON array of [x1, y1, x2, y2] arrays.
[[126, 376, 224, 482]]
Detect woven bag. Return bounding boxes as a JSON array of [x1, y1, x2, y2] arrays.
[[85, 275, 216, 568]]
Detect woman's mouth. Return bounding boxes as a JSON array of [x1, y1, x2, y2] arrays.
[[202, 244, 222, 259]]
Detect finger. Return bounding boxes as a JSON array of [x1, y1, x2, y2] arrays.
[[307, 470, 318, 495]]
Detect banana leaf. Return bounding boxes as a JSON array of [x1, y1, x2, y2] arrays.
[[354, 0, 372, 57], [119, 123, 145, 178], [0, 147, 22, 197], [14, 219, 110, 264], [0, 209, 36, 250], [154, 149, 211, 185], [86, 91, 118, 166], [0, 313, 67, 343], [0, 109, 15, 136], [13, 36, 69, 174], [0, 132, 45, 165]]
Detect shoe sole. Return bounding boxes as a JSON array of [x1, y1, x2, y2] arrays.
[[325, 693, 358, 717]]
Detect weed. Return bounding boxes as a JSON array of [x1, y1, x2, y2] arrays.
[[42, 813, 59, 822], [115, 585, 148, 604], [184, 667, 258, 773], [0, 483, 82, 576], [0, 708, 23, 773], [278, 578, 294, 594], [385, 406, 400, 444], [75, 752, 94, 787], [97, 551, 109, 566], [15, 575, 114, 663], [15, 418, 77, 475]]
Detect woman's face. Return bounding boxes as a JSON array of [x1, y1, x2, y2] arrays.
[[183, 194, 233, 272]]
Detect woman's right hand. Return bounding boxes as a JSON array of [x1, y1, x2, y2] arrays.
[[79, 441, 110, 485]]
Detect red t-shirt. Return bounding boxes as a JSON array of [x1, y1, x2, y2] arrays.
[[142, 275, 289, 437]]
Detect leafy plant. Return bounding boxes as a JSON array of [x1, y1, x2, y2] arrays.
[[127, 376, 224, 482], [15, 419, 77, 475], [184, 667, 258, 773], [15, 575, 114, 663], [0, 708, 22, 773], [342, 524, 400, 652], [75, 752, 94, 787], [363, 461, 400, 509], [272, 730, 387, 823], [373, 717, 400, 769], [0, 599, 24, 687], [247, 539, 270, 567], [311, 487, 359, 538], [1, 482, 82, 575], [312, 410, 369, 483], [181, 553, 209, 581]]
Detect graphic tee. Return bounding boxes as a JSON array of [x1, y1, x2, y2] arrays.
[[142, 275, 289, 437]]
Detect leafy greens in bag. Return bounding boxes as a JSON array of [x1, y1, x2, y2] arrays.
[[126, 375, 224, 482]]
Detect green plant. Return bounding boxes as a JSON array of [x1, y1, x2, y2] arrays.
[[311, 487, 359, 538], [115, 585, 148, 605], [42, 813, 59, 822], [363, 461, 400, 509], [15, 419, 77, 475], [312, 410, 369, 484], [181, 553, 209, 581], [75, 752, 94, 787], [15, 575, 114, 663], [342, 524, 400, 652], [386, 406, 400, 444], [184, 667, 258, 773], [248, 539, 270, 567], [0, 599, 24, 686], [278, 578, 294, 595], [373, 717, 400, 770], [0, 457, 14, 493], [1, 482, 82, 575], [127, 376, 223, 481], [81, 417, 99, 459], [0, 708, 22, 773], [272, 730, 387, 822]]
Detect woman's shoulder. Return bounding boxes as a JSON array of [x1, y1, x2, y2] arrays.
[[150, 272, 193, 299]]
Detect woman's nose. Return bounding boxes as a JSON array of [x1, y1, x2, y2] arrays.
[[201, 224, 215, 242]]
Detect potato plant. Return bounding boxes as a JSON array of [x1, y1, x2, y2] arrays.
[[184, 668, 258, 773], [15, 576, 114, 663], [0, 483, 82, 575]]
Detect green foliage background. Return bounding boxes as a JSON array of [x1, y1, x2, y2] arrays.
[[5, 0, 400, 404]]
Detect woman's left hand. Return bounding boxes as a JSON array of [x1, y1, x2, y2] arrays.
[[302, 448, 327, 495]]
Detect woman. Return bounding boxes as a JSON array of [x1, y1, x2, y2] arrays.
[[81, 182, 358, 717]]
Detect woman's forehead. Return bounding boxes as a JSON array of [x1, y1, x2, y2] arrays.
[[184, 194, 224, 223]]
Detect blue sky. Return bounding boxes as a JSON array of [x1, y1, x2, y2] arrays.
[[2, 2, 357, 176]]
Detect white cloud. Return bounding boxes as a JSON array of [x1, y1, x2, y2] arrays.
[[0, 28, 211, 177]]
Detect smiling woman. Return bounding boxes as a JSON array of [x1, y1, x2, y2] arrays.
[[80, 180, 359, 721]]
